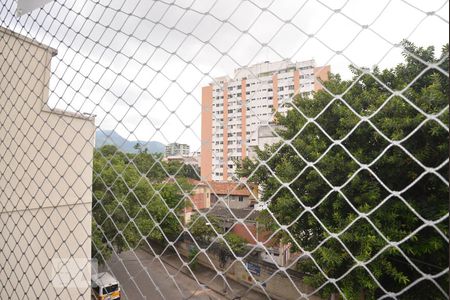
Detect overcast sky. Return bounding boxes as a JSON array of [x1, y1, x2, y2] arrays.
[[1, 0, 448, 151]]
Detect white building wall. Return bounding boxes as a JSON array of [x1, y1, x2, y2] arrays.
[[209, 60, 319, 181], [0, 27, 94, 299], [165, 142, 190, 157]]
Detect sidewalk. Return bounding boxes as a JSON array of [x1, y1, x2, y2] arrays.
[[141, 246, 272, 300]]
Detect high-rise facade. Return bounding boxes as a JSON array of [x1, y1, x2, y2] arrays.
[[201, 59, 330, 181]]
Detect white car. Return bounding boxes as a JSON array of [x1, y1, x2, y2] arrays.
[[91, 272, 121, 300]]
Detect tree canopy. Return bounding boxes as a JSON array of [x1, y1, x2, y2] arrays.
[[188, 214, 248, 267], [92, 145, 198, 263], [238, 42, 449, 299]]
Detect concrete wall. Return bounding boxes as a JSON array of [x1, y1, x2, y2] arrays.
[[0, 27, 94, 299], [177, 241, 323, 300], [215, 195, 252, 209], [192, 185, 211, 209]]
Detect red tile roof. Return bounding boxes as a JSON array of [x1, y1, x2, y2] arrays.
[[232, 223, 276, 246], [186, 178, 207, 186], [208, 181, 254, 197], [189, 193, 208, 209]]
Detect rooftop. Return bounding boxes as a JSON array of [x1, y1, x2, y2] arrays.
[[211, 59, 317, 83], [208, 181, 256, 197], [0, 26, 57, 56]]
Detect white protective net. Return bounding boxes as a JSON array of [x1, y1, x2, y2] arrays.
[[0, 0, 448, 299]]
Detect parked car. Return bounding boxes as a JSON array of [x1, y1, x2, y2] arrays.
[[91, 272, 120, 300]]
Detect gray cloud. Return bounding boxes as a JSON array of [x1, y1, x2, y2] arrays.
[[2, 0, 448, 149]]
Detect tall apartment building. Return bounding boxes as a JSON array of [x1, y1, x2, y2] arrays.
[[165, 142, 190, 157], [201, 59, 330, 181]]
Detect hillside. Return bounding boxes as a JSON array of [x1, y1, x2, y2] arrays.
[[95, 130, 165, 154]]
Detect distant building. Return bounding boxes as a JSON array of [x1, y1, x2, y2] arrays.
[[246, 124, 284, 158], [0, 27, 94, 299], [201, 59, 330, 181], [182, 179, 212, 224], [181, 179, 257, 223], [163, 155, 185, 163], [165, 142, 190, 157], [189, 151, 201, 168], [198, 206, 293, 266], [257, 124, 282, 150], [183, 178, 292, 266], [208, 181, 258, 209], [163, 152, 200, 168]]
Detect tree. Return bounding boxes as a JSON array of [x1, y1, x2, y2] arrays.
[[129, 148, 200, 182], [164, 159, 201, 180], [92, 219, 112, 265], [217, 233, 247, 268], [92, 145, 187, 261], [223, 232, 247, 256], [189, 214, 247, 268], [238, 42, 448, 299], [189, 214, 221, 244], [130, 149, 166, 182]]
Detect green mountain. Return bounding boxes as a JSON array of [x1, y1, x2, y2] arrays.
[[95, 130, 165, 154]]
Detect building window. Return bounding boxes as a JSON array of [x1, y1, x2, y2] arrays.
[[239, 196, 244, 202]]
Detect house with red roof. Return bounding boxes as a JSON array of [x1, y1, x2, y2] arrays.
[[208, 181, 258, 209]]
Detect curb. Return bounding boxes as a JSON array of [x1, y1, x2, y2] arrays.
[[139, 246, 285, 300], [140, 246, 230, 298]]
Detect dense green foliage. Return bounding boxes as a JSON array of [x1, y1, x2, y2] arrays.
[[190, 214, 222, 244], [238, 42, 449, 299], [189, 215, 247, 252], [188, 214, 248, 267], [92, 144, 199, 263]]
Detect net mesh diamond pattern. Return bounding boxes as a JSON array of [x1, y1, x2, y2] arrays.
[[0, 0, 448, 299]]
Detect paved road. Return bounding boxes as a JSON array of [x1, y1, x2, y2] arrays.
[[100, 249, 225, 300]]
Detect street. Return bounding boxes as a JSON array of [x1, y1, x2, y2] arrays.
[[100, 249, 226, 300]]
